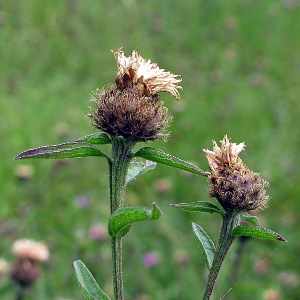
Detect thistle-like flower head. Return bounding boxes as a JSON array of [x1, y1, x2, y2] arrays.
[[92, 49, 182, 142], [113, 49, 182, 99], [204, 135, 269, 211], [11, 239, 49, 287]]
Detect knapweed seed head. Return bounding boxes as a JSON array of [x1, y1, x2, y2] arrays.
[[91, 49, 182, 142], [203, 135, 269, 212], [11, 239, 49, 287]]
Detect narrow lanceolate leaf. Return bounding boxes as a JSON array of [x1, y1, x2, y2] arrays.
[[108, 203, 162, 238], [76, 132, 111, 145], [241, 212, 260, 226], [125, 160, 157, 187], [171, 201, 223, 215], [134, 147, 207, 176], [15, 142, 109, 160], [192, 222, 215, 269], [73, 260, 111, 300], [232, 225, 287, 242]]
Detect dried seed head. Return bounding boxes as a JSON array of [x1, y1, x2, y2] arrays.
[[11, 239, 49, 287], [203, 135, 269, 211], [91, 50, 182, 142]]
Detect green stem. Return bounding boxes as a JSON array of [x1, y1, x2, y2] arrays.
[[16, 286, 26, 300], [202, 210, 241, 300], [109, 137, 135, 300]]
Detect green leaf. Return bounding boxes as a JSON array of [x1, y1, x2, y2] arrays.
[[108, 203, 162, 238], [125, 160, 156, 187], [241, 212, 260, 226], [232, 225, 287, 242], [192, 222, 215, 269], [134, 147, 206, 176], [76, 132, 111, 145], [171, 201, 223, 215], [15, 142, 109, 160], [73, 260, 111, 300]]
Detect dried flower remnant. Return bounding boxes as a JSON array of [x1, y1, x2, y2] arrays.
[[11, 239, 49, 287], [92, 49, 182, 142], [113, 50, 182, 99], [203, 135, 269, 212], [14, 164, 34, 182], [0, 259, 9, 278]]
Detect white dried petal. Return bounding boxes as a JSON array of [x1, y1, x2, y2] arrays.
[[113, 49, 182, 99], [203, 135, 245, 172], [12, 239, 49, 262]]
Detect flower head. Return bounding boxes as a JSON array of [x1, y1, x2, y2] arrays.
[[203, 135, 269, 211], [91, 49, 182, 142], [11, 239, 49, 287]]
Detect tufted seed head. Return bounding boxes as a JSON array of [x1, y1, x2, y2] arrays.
[[203, 135, 269, 212], [91, 49, 181, 142]]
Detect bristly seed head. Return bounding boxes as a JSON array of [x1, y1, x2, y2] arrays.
[[203, 135, 269, 212], [91, 49, 182, 142]]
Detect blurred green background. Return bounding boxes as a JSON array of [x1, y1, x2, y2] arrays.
[[1, 0, 300, 299]]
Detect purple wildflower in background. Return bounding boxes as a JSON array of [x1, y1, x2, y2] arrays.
[[143, 252, 160, 268], [89, 223, 107, 241], [75, 195, 90, 209]]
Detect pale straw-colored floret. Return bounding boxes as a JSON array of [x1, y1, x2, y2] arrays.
[[12, 239, 49, 262], [203, 135, 245, 172], [0, 259, 9, 277], [113, 49, 182, 99]]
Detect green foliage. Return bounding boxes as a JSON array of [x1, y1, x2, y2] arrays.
[[134, 147, 206, 176], [171, 201, 223, 215], [241, 212, 260, 226], [125, 161, 157, 187], [192, 222, 215, 270], [232, 225, 287, 242], [15, 142, 108, 160], [1, 0, 299, 298], [74, 260, 111, 300], [108, 203, 162, 238], [76, 132, 111, 145]]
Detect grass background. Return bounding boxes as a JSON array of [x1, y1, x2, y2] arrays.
[[1, 0, 300, 299]]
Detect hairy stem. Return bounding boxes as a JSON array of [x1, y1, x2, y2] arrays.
[[109, 137, 135, 300], [202, 211, 241, 300], [16, 286, 26, 300]]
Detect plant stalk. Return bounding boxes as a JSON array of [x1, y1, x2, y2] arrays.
[[109, 137, 135, 300], [16, 286, 26, 300], [202, 210, 241, 300]]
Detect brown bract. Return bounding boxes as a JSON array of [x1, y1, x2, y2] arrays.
[[203, 135, 269, 211], [92, 50, 181, 142], [92, 85, 171, 141]]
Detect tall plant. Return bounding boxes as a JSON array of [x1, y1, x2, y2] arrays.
[[15, 49, 205, 299], [16, 50, 286, 300]]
